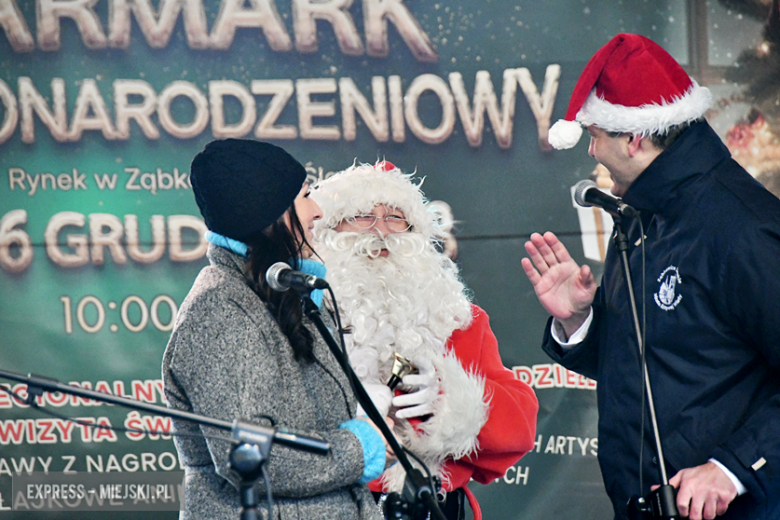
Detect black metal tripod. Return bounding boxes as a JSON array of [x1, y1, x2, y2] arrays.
[[0, 370, 329, 520]]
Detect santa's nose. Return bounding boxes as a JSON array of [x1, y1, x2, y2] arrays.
[[368, 219, 392, 237]]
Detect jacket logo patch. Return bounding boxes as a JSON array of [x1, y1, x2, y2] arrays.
[[654, 266, 682, 311]]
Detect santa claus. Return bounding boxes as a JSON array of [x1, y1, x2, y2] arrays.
[[311, 161, 538, 520]]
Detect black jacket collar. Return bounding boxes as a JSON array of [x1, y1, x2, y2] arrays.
[[622, 120, 731, 216]]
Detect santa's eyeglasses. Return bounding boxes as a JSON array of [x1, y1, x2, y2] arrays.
[[345, 214, 412, 232]]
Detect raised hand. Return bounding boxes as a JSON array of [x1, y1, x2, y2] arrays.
[[521, 231, 597, 336]]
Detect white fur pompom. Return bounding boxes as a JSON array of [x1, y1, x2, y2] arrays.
[[548, 119, 583, 150]]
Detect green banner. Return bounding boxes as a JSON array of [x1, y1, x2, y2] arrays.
[[1, 1, 770, 518]]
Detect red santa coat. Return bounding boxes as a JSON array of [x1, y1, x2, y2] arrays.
[[439, 305, 538, 488], [371, 305, 538, 517]]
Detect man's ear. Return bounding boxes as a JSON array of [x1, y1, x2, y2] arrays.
[[626, 134, 643, 157]]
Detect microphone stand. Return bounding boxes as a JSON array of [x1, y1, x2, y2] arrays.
[[0, 369, 329, 520], [300, 295, 447, 520], [612, 217, 679, 520]]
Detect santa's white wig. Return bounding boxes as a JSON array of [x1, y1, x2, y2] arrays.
[[312, 161, 450, 243]]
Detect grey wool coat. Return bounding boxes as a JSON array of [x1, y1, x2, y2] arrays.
[[162, 244, 381, 520]]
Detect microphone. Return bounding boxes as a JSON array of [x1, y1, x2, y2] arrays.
[[266, 262, 329, 292], [573, 179, 637, 218]]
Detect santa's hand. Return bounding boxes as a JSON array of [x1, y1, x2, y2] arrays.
[[392, 356, 439, 419], [356, 382, 393, 418]]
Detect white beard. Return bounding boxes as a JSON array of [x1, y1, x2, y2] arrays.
[[316, 230, 489, 493], [316, 230, 473, 385]]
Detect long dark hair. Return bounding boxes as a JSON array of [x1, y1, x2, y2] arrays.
[[245, 204, 316, 363]]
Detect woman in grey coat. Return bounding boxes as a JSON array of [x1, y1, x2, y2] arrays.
[[162, 139, 387, 520]]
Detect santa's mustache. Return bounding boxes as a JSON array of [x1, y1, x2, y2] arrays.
[[323, 231, 427, 258]]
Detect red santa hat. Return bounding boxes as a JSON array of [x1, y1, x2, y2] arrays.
[[548, 33, 712, 150]]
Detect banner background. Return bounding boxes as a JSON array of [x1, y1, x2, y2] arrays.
[[0, 0, 769, 518]]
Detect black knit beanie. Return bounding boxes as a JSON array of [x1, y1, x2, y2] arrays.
[[190, 139, 306, 242]]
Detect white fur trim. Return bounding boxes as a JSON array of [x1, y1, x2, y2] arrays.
[[381, 352, 489, 492], [311, 162, 444, 240], [576, 81, 712, 136], [548, 119, 584, 150]]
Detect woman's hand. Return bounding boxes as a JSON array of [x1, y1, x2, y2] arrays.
[[357, 416, 397, 466]]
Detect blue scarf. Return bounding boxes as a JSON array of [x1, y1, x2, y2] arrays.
[[206, 231, 248, 257], [206, 232, 327, 307], [293, 258, 327, 308]]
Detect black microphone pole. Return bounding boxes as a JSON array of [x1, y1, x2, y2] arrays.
[[0, 368, 329, 520], [612, 218, 679, 520], [299, 296, 447, 520]]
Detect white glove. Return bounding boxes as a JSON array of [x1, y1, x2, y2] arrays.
[[356, 382, 393, 418], [392, 356, 439, 419]]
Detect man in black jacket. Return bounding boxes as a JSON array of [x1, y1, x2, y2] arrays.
[[522, 33, 780, 520]]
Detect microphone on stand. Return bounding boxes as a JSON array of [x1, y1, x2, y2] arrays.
[[574, 179, 638, 218], [266, 262, 329, 293]]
